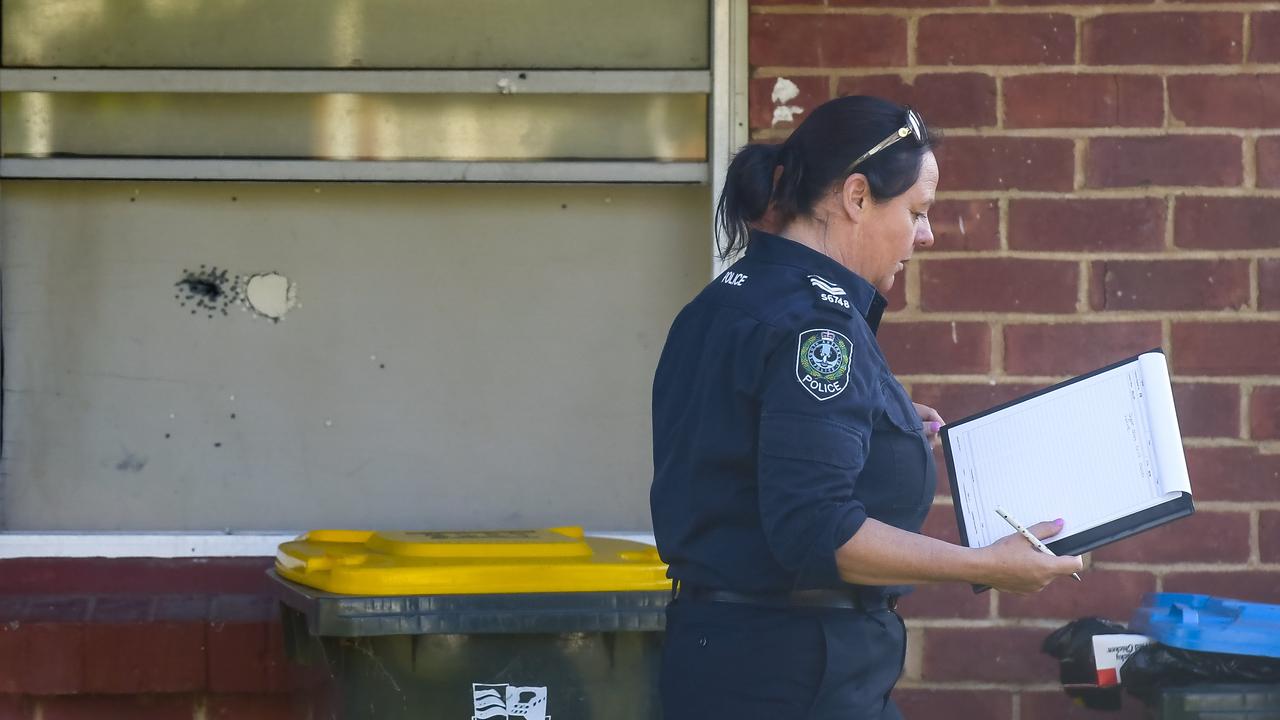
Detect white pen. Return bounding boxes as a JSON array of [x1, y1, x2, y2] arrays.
[[994, 506, 1082, 582]]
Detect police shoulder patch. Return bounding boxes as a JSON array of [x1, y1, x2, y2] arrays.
[[796, 328, 853, 401]]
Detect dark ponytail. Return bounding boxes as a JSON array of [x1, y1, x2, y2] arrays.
[[715, 143, 782, 260], [714, 95, 938, 261]]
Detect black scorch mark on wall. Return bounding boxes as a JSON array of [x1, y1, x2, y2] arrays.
[[174, 265, 239, 319], [115, 451, 147, 473]]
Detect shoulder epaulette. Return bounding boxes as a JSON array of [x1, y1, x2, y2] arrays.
[[806, 274, 855, 317]]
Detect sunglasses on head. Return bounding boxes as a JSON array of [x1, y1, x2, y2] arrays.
[[844, 107, 928, 176]]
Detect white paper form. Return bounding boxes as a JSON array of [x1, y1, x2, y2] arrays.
[[1139, 353, 1192, 497], [948, 353, 1190, 549]]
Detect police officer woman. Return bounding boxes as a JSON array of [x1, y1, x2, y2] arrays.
[[650, 96, 1083, 720]]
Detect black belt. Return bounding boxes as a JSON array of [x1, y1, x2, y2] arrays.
[[674, 583, 898, 611]]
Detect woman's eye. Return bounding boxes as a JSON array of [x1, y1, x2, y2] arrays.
[[913, 212, 928, 223]]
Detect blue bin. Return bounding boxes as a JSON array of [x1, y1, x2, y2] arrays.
[[1130, 593, 1280, 660]]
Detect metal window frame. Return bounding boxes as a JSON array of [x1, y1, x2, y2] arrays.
[[0, 69, 712, 94], [0, 2, 747, 188], [0, 158, 710, 183], [710, 0, 750, 279], [0, 0, 748, 557]]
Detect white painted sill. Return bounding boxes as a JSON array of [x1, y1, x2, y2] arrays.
[[0, 531, 657, 559]]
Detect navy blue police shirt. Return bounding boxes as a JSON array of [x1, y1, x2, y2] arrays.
[[651, 230, 936, 594]]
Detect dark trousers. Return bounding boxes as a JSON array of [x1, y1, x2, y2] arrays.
[[660, 597, 906, 720]]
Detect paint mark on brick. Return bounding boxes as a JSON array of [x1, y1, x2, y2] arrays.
[[771, 77, 805, 127]]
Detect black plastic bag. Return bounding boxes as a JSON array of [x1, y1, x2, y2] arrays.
[[1123, 644, 1280, 705], [1042, 617, 1131, 711]]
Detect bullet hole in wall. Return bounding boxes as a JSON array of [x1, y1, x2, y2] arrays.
[[244, 272, 299, 322], [173, 268, 298, 322]]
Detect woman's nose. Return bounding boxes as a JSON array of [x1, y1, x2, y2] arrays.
[[916, 220, 935, 249]]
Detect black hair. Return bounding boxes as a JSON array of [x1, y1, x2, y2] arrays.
[[714, 95, 938, 260]]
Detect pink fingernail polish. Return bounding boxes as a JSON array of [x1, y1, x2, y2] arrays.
[[929, 421, 942, 433], [1054, 518, 1064, 526]]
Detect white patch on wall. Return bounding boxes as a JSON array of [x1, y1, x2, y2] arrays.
[[770, 77, 805, 127], [244, 272, 298, 321]]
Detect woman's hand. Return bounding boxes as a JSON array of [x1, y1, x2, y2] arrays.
[[979, 519, 1084, 594], [913, 402, 944, 448]]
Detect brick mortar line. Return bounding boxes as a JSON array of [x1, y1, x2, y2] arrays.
[[906, 618, 1065, 629], [1244, 12, 1254, 64], [1245, 135, 1259, 188], [937, 127, 1280, 137], [1250, 510, 1261, 563], [897, 251, 1280, 260], [932, 189, 1280, 199], [903, 631, 925, 682], [751, 64, 1280, 77], [1250, 259, 1261, 312], [747, 127, 1280, 142], [885, 309, 1280, 320], [1072, 138, 1085, 191], [1165, 195, 1177, 251], [915, 510, 1219, 543], [991, 320, 1005, 375], [895, 681, 1064, 692], [919, 498, 1276, 515], [997, 196, 1009, 251], [1242, 380, 1254, 439], [900, 373, 1280, 386], [1094, 561, 1280, 571], [1078, 259, 1090, 312], [906, 257, 922, 310], [995, 73, 1006, 131], [752, 5, 1276, 15], [1194, 501, 1280, 510]]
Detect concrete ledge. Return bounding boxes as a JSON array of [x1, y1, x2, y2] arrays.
[[0, 532, 656, 559]]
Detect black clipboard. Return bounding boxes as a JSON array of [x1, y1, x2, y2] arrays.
[[940, 349, 1195, 591]]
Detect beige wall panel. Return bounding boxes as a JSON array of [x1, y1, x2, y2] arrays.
[[0, 181, 709, 531], [0, 92, 708, 161], [2, 0, 708, 69]]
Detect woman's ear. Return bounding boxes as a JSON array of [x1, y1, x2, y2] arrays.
[[840, 172, 869, 222]]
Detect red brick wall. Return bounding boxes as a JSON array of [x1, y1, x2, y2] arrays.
[[0, 559, 332, 720], [751, 2, 1279, 718]]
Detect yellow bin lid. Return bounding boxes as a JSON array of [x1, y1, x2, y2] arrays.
[[275, 526, 670, 596]]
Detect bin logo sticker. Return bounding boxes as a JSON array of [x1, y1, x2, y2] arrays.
[[472, 684, 549, 720]]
